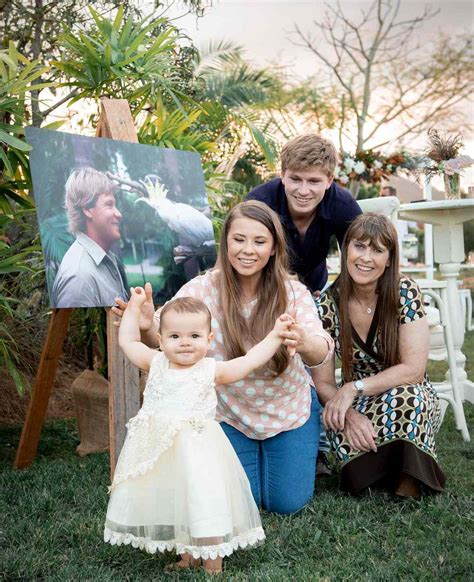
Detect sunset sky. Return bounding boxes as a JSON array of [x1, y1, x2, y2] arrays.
[[169, 0, 472, 81], [164, 0, 474, 187], [56, 1, 473, 189]]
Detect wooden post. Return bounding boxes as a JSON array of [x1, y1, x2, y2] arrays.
[[95, 98, 139, 142], [95, 98, 141, 476], [107, 311, 140, 473], [15, 98, 141, 474], [14, 309, 72, 468]]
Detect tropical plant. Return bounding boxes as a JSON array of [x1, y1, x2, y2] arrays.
[[193, 41, 285, 174], [0, 211, 42, 394], [1, 0, 210, 125], [138, 97, 216, 156], [0, 42, 51, 211], [52, 6, 197, 117], [0, 43, 50, 392]]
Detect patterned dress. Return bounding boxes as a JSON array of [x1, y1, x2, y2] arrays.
[[317, 277, 446, 494]]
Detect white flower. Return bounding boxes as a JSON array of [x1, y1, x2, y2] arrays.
[[334, 166, 340, 178], [374, 160, 383, 169], [354, 161, 366, 175], [339, 174, 349, 184], [343, 157, 355, 172]]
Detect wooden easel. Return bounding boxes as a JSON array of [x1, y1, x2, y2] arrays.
[[14, 98, 141, 476]]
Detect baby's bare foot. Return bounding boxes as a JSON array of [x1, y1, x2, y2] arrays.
[[203, 556, 223, 574], [165, 554, 202, 571]]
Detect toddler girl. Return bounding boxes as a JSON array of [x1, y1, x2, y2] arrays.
[[104, 288, 294, 574]]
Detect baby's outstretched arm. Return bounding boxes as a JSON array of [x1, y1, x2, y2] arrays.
[[118, 287, 157, 371], [215, 314, 294, 384]]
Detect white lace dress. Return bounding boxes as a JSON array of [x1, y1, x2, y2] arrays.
[[104, 352, 265, 559]]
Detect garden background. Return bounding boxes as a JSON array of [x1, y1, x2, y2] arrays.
[[0, 1, 473, 579]]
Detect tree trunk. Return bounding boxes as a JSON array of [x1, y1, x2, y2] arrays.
[[30, 0, 44, 127]]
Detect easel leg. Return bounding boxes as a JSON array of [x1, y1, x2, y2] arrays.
[[14, 308, 72, 469]]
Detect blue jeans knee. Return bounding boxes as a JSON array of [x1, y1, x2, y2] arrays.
[[220, 388, 320, 515]]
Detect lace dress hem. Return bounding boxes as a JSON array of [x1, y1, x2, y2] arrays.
[[103, 526, 266, 559]]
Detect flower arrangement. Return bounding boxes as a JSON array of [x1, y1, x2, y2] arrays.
[[423, 129, 474, 199], [335, 130, 473, 200], [334, 149, 419, 186]]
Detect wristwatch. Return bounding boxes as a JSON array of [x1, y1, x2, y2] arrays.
[[354, 379, 365, 395]]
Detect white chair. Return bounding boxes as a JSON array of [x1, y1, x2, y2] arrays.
[[458, 288, 473, 331], [417, 280, 470, 442], [357, 196, 400, 223]]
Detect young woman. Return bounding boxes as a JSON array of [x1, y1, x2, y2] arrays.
[[313, 213, 446, 497], [113, 200, 333, 514]]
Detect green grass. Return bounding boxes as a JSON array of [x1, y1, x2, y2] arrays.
[[1, 334, 473, 581]]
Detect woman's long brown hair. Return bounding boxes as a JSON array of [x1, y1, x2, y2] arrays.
[[332, 213, 400, 382], [216, 200, 291, 376]]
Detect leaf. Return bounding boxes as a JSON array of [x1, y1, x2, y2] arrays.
[[112, 5, 124, 32], [104, 42, 112, 66], [0, 129, 32, 151], [0, 148, 13, 176], [42, 120, 66, 131], [5, 357, 26, 395], [242, 118, 277, 169]]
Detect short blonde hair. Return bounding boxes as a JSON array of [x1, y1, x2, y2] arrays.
[[160, 297, 212, 332], [64, 167, 115, 235], [281, 134, 338, 176]]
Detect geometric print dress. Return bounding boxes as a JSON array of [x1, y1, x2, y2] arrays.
[[317, 277, 446, 494]]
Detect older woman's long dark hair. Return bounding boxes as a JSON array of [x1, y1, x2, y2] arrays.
[[216, 200, 291, 376], [332, 213, 400, 382]]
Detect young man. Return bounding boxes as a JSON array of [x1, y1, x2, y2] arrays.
[[246, 134, 362, 293], [51, 167, 128, 308]]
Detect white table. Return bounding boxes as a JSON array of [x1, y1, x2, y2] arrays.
[[399, 200, 474, 404]]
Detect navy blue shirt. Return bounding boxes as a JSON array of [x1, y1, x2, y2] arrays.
[[246, 178, 362, 292]]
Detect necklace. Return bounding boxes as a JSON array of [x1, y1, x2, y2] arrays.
[[353, 297, 376, 315]]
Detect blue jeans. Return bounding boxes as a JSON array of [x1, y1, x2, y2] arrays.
[[220, 389, 320, 515]]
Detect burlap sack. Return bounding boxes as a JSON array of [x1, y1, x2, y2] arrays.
[[72, 369, 147, 456], [72, 369, 109, 456]]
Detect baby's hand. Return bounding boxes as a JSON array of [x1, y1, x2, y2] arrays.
[[274, 313, 297, 357], [273, 313, 294, 333], [128, 287, 147, 309]]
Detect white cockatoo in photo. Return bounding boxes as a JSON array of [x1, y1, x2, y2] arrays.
[[135, 175, 215, 249]]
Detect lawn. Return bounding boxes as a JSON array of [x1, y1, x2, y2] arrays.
[[1, 335, 473, 581]]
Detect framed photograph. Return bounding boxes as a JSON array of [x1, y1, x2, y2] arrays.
[[26, 128, 217, 308]]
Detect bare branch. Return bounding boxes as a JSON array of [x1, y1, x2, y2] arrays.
[[292, 0, 473, 151], [40, 88, 80, 118]]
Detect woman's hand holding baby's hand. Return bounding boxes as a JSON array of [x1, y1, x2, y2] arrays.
[[274, 314, 297, 357], [274, 313, 294, 332], [278, 314, 308, 358], [112, 282, 155, 330]]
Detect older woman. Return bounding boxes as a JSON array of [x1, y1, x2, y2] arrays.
[[313, 213, 446, 497], [114, 201, 332, 514]]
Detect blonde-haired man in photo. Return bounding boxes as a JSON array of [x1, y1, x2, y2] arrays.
[[51, 167, 128, 308]]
